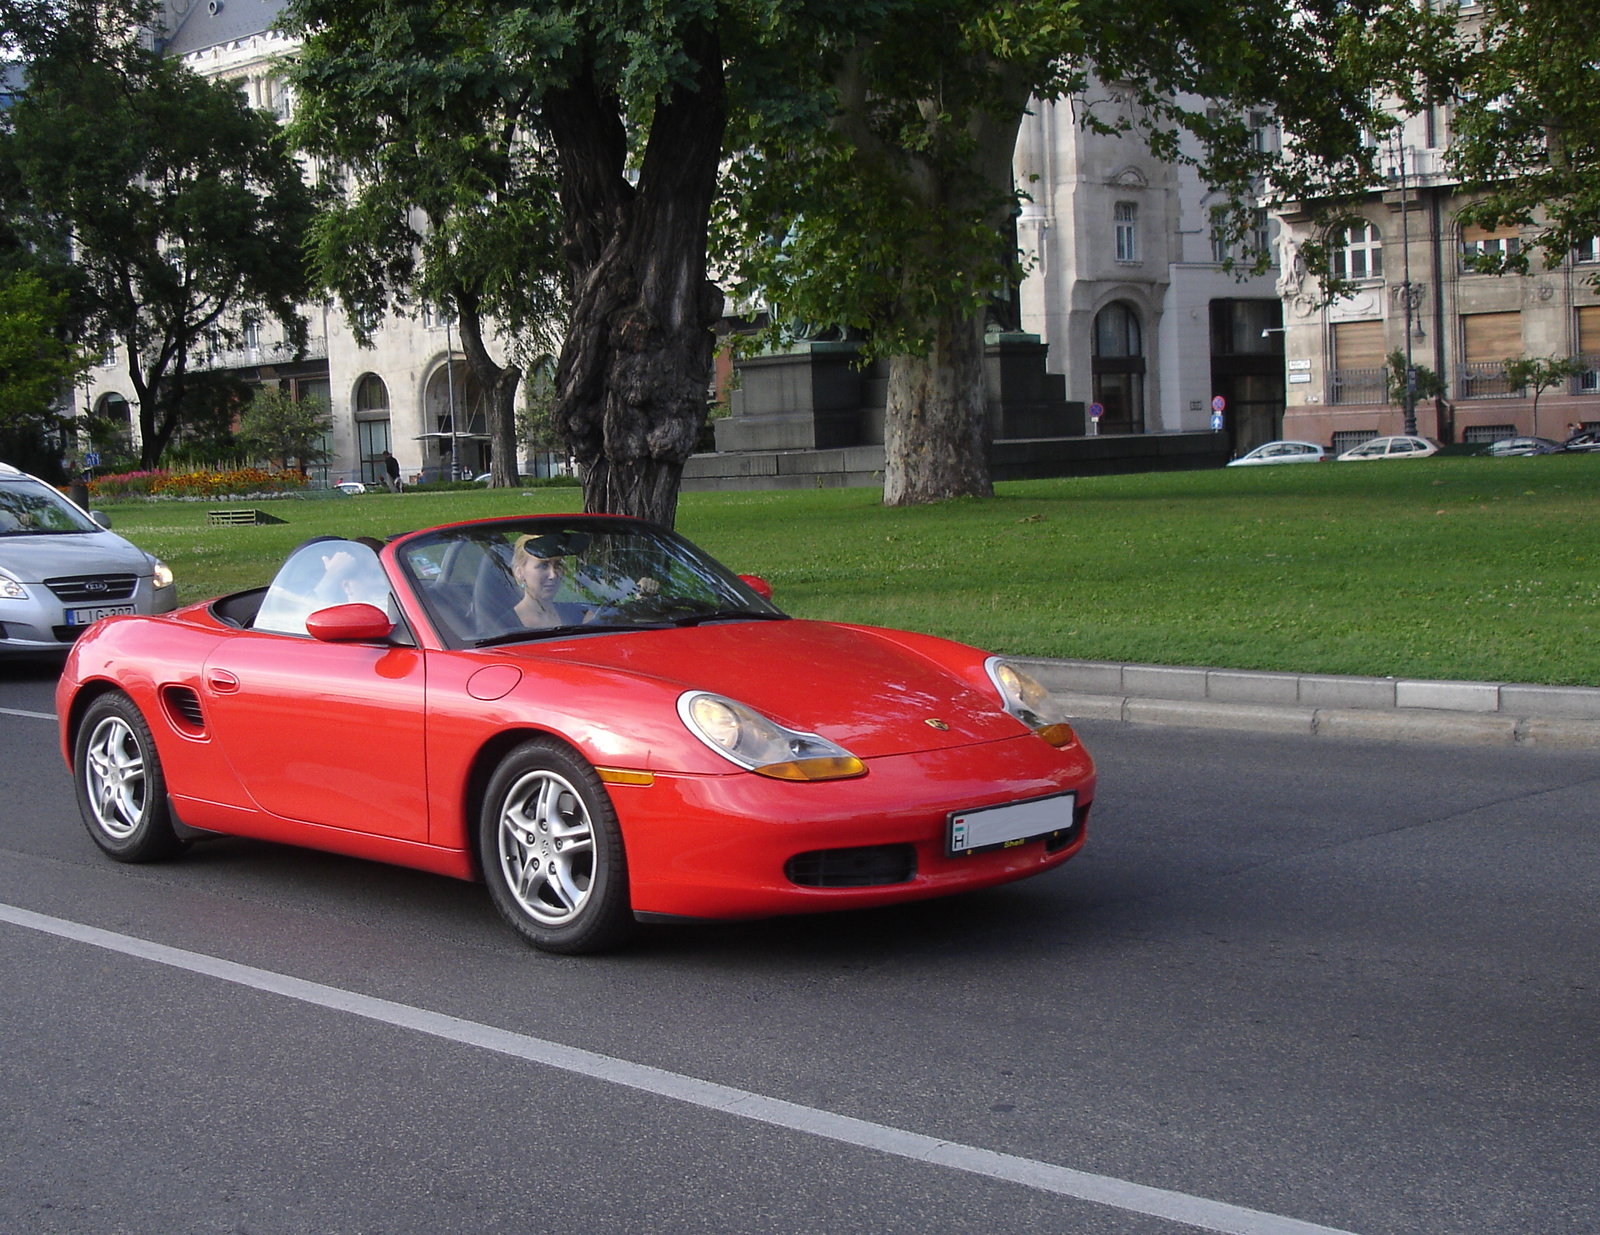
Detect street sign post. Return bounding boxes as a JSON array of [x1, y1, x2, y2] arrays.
[[1088, 402, 1103, 436], [1210, 395, 1225, 433]]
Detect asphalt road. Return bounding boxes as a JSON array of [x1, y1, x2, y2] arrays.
[[2, 656, 1597, 1235]]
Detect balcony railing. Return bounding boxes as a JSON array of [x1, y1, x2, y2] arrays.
[[189, 335, 329, 373], [1458, 362, 1519, 400], [1328, 367, 1386, 406], [1575, 354, 1600, 395]]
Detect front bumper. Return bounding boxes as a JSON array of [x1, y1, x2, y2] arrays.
[[613, 733, 1096, 919], [0, 578, 177, 655]]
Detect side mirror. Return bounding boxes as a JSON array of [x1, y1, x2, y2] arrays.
[[90, 511, 112, 529], [306, 602, 394, 643], [739, 574, 773, 601]]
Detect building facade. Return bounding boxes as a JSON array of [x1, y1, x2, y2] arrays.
[[1013, 87, 1287, 457], [1274, 105, 1600, 451]]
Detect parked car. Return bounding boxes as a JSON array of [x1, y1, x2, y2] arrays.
[[1561, 429, 1600, 453], [334, 479, 367, 495], [56, 514, 1095, 953], [1335, 435, 1440, 461], [1226, 440, 1328, 467], [0, 462, 177, 656], [1483, 436, 1563, 457]]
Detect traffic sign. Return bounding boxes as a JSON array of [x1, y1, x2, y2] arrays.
[[1210, 412, 1224, 431], [1088, 402, 1104, 420], [1211, 395, 1226, 413], [84, 451, 100, 468]]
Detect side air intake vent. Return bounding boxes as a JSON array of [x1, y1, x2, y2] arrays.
[[162, 686, 205, 733], [785, 844, 917, 888]]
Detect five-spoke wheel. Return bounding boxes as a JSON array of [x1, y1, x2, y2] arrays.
[[73, 692, 184, 861], [479, 739, 631, 953]]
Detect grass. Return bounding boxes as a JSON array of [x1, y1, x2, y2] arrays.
[[96, 453, 1600, 686]]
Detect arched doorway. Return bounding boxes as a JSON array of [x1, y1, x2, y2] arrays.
[[353, 373, 391, 485], [1092, 302, 1145, 435], [423, 361, 488, 480]]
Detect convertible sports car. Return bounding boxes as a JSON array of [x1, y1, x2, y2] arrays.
[[57, 515, 1095, 953]]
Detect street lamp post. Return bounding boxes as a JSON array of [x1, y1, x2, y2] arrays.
[[443, 312, 461, 480], [1391, 140, 1419, 437]]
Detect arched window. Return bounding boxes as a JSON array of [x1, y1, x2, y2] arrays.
[[1091, 302, 1145, 435], [355, 373, 389, 413], [1331, 221, 1383, 280]]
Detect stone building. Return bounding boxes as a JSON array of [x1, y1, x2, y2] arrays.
[[1273, 89, 1600, 449], [1013, 86, 1287, 457]]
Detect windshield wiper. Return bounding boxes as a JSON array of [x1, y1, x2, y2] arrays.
[[668, 609, 789, 627]]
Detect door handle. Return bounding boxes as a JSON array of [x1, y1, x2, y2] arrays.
[[206, 669, 240, 694]]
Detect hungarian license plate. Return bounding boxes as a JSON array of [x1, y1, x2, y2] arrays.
[[66, 604, 136, 625], [947, 791, 1075, 857]]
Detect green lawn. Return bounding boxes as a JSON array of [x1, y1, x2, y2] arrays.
[[97, 453, 1600, 686]]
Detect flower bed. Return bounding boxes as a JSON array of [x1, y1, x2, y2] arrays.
[[88, 467, 307, 500]]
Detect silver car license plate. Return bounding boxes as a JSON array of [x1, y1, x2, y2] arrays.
[[66, 604, 136, 625], [947, 790, 1075, 857]]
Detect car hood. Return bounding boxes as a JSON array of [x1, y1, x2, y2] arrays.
[[506, 619, 1024, 759], [0, 530, 154, 582]]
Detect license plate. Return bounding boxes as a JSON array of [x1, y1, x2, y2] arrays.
[[948, 791, 1076, 857], [66, 604, 136, 625]]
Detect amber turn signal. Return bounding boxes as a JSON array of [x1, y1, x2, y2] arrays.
[[753, 756, 867, 782], [1035, 722, 1077, 748]]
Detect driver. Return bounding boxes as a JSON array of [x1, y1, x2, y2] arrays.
[[511, 532, 595, 629], [509, 532, 662, 629]]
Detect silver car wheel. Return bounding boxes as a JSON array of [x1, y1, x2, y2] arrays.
[[84, 715, 147, 840], [497, 770, 596, 926]]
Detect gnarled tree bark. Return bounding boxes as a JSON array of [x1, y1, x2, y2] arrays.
[[454, 288, 522, 487], [546, 27, 726, 528], [882, 308, 991, 505]]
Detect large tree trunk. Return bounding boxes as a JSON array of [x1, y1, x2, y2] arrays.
[[873, 72, 1032, 505], [454, 292, 522, 488], [545, 27, 726, 528], [883, 308, 992, 505]]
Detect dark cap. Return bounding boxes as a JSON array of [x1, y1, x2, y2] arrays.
[[513, 531, 591, 559]]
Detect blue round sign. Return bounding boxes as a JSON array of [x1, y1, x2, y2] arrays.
[[1089, 402, 1104, 420], [1211, 395, 1226, 413]]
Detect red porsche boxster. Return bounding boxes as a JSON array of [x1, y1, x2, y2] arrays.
[[57, 515, 1094, 953]]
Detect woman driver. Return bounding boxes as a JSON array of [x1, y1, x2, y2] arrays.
[[510, 532, 591, 628]]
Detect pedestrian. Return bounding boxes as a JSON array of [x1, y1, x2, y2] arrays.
[[382, 450, 401, 492]]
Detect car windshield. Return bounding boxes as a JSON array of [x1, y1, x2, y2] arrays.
[[0, 477, 98, 535], [398, 517, 784, 647]]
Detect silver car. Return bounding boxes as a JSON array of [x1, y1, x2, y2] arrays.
[[0, 462, 177, 656]]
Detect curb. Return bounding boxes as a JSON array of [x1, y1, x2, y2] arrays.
[[1015, 657, 1600, 752]]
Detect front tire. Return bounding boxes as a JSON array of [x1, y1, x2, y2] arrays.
[[73, 692, 185, 862], [478, 739, 633, 954]]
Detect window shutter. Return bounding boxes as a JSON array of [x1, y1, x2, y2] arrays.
[[1331, 321, 1385, 369], [1577, 306, 1600, 354], [1462, 312, 1523, 363]]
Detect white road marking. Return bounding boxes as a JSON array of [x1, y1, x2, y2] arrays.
[[0, 901, 1361, 1235], [0, 706, 55, 721]]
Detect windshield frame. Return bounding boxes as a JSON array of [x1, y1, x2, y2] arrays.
[[392, 515, 785, 650]]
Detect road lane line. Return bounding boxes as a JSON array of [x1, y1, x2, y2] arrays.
[[0, 900, 1360, 1235], [0, 706, 55, 721]]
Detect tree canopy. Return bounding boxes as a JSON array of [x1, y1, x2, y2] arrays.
[[0, 269, 87, 476], [0, 0, 316, 468], [282, 0, 570, 488], [1448, 0, 1600, 279]]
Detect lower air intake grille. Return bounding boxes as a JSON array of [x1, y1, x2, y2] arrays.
[[785, 844, 917, 889]]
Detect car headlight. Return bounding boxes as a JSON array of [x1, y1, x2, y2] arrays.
[[0, 574, 27, 600], [678, 692, 865, 781], [151, 560, 174, 590], [986, 657, 1077, 748]]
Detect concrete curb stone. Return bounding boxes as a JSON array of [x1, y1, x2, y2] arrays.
[[1022, 657, 1600, 751]]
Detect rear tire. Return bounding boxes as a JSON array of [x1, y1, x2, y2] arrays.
[[74, 692, 186, 862], [478, 739, 633, 954]]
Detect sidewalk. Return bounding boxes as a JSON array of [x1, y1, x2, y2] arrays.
[[1014, 657, 1600, 751]]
